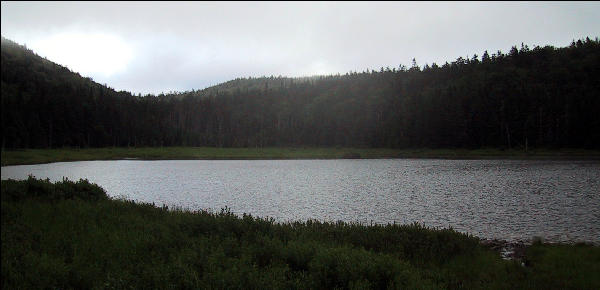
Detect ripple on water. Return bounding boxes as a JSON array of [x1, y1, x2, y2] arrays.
[[2, 159, 599, 243]]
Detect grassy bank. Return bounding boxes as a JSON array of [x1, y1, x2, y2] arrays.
[[2, 178, 599, 289], [2, 147, 600, 166]]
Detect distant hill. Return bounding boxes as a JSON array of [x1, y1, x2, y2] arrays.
[[1, 36, 140, 148], [196, 75, 321, 96], [2, 36, 599, 149]]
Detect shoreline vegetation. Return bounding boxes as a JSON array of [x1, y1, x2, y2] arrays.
[[2, 177, 599, 288], [2, 147, 600, 166]]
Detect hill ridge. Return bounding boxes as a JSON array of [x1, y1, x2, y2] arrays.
[[2, 36, 599, 149]]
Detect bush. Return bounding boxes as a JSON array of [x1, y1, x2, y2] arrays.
[[2, 178, 597, 289], [1, 176, 107, 202]]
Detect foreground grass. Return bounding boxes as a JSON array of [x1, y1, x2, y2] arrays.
[[2, 178, 599, 289], [2, 147, 600, 166]]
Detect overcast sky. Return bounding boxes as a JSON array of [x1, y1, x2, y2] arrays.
[[2, 1, 599, 95]]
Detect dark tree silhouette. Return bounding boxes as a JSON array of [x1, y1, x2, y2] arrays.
[[2, 36, 599, 150]]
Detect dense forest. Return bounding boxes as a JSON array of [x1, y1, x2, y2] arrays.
[[1, 36, 599, 149]]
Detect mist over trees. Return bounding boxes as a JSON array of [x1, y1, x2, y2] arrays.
[[1, 36, 599, 149]]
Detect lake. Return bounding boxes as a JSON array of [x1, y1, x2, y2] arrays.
[[2, 159, 599, 243]]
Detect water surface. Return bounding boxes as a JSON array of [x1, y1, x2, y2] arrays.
[[2, 159, 599, 243]]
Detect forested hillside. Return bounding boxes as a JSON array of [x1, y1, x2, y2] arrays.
[[2, 36, 599, 149]]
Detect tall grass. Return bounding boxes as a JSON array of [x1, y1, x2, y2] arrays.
[[2, 178, 598, 289]]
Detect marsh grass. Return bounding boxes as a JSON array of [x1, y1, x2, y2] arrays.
[[2, 178, 598, 289], [2, 147, 599, 166]]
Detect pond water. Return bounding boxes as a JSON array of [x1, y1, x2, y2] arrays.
[[2, 159, 599, 243]]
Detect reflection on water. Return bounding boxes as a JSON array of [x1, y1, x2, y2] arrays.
[[2, 159, 599, 243]]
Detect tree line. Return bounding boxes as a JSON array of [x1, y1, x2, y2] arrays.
[[2, 36, 599, 149]]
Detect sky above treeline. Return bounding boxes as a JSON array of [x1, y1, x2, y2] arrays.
[[2, 1, 599, 95]]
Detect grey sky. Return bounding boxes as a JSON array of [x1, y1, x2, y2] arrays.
[[2, 1, 599, 95]]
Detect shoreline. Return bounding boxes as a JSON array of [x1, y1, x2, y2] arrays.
[[2, 147, 599, 166], [3, 177, 599, 288]]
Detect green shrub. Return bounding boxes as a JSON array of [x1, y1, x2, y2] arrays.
[[2, 177, 598, 289], [1, 176, 107, 202]]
